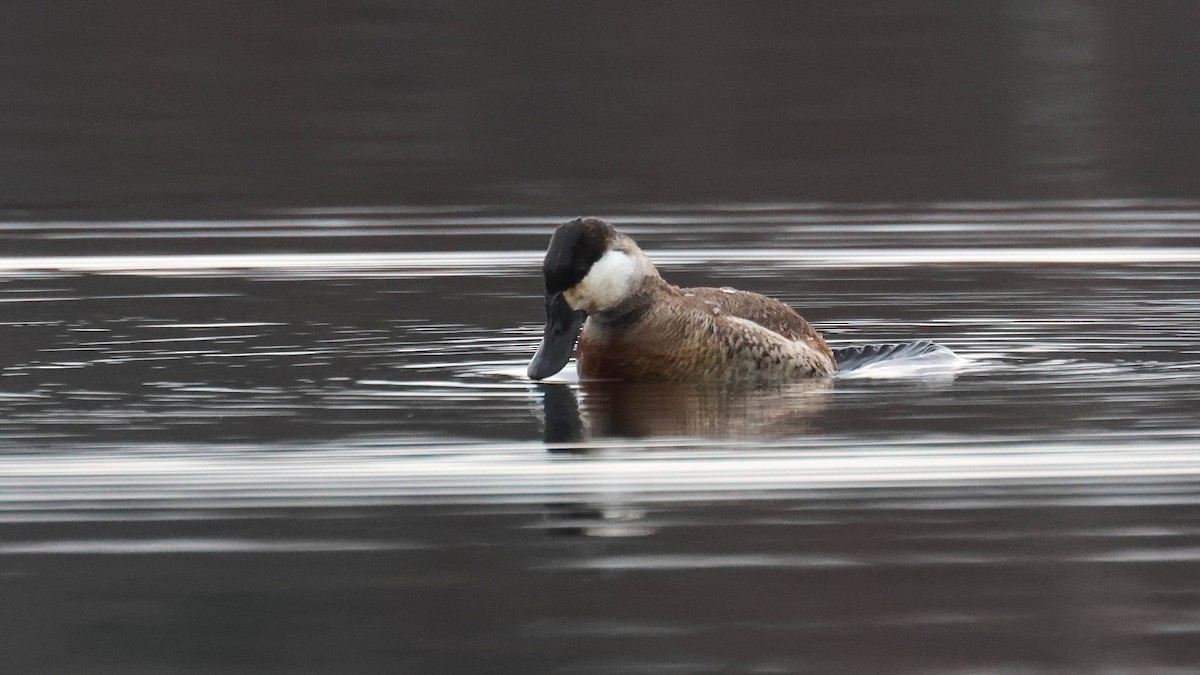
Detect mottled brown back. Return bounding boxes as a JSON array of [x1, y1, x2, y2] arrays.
[[671, 286, 833, 359]]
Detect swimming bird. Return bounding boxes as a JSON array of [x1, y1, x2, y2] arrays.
[[528, 217, 837, 382]]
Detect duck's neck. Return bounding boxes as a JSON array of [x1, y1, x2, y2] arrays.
[[591, 273, 670, 329]]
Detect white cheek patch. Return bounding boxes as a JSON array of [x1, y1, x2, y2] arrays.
[[564, 250, 637, 312]]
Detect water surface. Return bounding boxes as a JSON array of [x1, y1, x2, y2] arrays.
[[4, 1, 1200, 672], [1, 203, 1199, 673]]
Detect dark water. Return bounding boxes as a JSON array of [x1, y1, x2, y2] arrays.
[[3, 3, 1200, 674], [3, 206, 1200, 674]]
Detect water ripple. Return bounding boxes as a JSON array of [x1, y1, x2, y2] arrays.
[[0, 432, 1198, 509]]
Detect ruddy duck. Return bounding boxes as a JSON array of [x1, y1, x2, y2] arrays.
[[528, 217, 837, 382]]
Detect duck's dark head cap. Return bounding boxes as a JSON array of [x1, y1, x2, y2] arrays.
[[542, 217, 616, 294]]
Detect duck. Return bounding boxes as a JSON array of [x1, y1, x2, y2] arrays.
[[527, 217, 837, 382]]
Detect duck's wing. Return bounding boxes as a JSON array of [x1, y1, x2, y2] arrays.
[[683, 287, 833, 358]]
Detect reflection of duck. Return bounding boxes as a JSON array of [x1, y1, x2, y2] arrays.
[[538, 378, 831, 441], [528, 218, 836, 382]]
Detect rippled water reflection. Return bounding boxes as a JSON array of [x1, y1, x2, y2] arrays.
[[2, 203, 1200, 672], [3, 203, 1198, 444]]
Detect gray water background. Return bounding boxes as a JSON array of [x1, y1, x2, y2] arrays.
[[2, 2, 1200, 673]]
